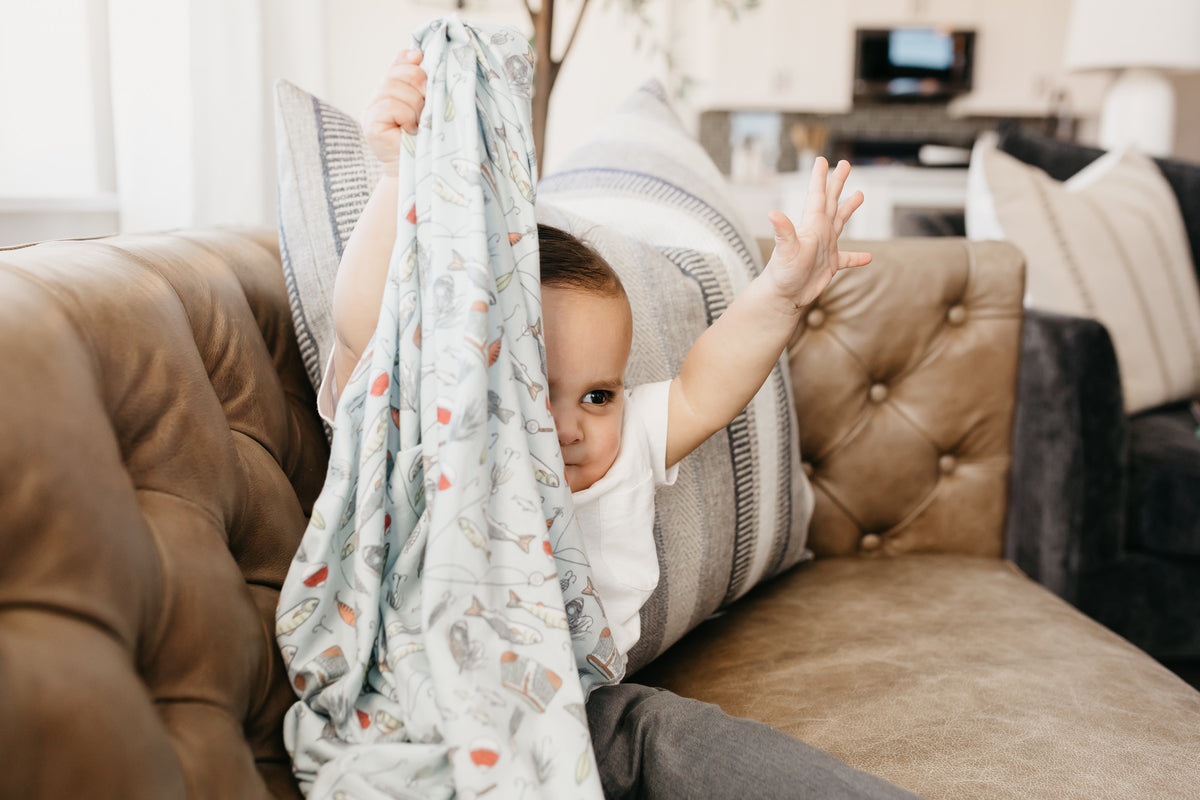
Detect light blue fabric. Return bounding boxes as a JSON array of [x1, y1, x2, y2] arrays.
[[275, 17, 622, 798]]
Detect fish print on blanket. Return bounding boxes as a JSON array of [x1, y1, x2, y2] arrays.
[[275, 16, 621, 800]]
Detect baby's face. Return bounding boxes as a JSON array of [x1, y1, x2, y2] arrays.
[[541, 285, 633, 492]]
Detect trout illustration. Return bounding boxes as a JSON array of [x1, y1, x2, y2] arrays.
[[486, 516, 535, 553]]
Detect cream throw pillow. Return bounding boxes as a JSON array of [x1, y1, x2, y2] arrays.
[[969, 141, 1200, 413]]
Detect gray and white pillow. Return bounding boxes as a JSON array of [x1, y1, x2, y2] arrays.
[[274, 79, 381, 393], [538, 82, 813, 672], [272, 78, 814, 674]]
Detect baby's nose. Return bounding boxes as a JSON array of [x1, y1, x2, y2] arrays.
[[554, 413, 581, 446]]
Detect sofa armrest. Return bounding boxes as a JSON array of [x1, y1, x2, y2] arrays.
[[1005, 309, 1127, 603]]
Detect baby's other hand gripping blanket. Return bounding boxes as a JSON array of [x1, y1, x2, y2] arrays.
[[275, 18, 623, 799]]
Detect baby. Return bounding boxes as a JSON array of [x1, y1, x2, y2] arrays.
[[324, 48, 870, 656], [321, 48, 926, 800], [322, 49, 870, 658]]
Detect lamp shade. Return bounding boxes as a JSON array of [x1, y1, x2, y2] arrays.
[[1064, 0, 1200, 72]]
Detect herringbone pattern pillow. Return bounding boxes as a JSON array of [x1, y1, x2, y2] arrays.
[[538, 82, 813, 673], [274, 79, 381, 395]]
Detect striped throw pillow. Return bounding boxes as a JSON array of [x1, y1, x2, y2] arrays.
[[274, 79, 382, 395], [538, 82, 813, 674], [968, 140, 1200, 413]]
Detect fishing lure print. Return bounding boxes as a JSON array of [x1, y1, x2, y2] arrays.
[[465, 595, 543, 645], [511, 357, 544, 400], [277, 598, 319, 638], [448, 620, 485, 672]]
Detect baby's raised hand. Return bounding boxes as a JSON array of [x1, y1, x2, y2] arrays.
[[764, 158, 871, 310], [364, 49, 427, 177]]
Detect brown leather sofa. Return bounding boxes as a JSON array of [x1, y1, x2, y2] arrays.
[[1, 229, 1197, 799]]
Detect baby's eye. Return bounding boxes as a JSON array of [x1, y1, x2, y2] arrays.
[[581, 390, 612, 406]]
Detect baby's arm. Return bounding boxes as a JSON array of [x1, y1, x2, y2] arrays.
[[664, 158, 870, 468], [329, 49, 427, 401]]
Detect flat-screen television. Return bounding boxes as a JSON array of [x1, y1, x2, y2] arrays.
[[854, 28, 975, 101]]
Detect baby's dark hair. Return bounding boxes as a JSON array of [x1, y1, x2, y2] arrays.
[[537, 223, 625, 298]]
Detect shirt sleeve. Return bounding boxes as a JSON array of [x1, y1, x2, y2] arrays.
[[625, 379, 679, 488], [316, 349, 338, 424]]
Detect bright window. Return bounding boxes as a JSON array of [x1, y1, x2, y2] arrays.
[[0, 1, 109, 197]]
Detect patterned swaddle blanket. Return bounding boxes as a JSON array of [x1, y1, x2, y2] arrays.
[[275, 17, 622, 799]]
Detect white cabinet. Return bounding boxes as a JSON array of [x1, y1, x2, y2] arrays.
[[851, 0, 980, 28], [680, 0, 853, 112], [949, 0, 1106, 116], [850, 0, 912, 25], [676, 0, 1104, 117]]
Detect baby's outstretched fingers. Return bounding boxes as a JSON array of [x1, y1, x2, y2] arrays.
[[838, 250, 872, 270], [834, 190, 865, 237], [804, 157, 830, 215], [825, 159, 852, 217], [766, 210, 801, 261], [767, 209, 797, 240]]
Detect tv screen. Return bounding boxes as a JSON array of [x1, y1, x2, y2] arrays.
[[854, 28, 975, 100]]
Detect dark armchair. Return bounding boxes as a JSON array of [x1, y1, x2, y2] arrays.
[[996, 122, 1200, 683]]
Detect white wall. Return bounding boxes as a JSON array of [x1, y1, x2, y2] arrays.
[[262, 0, 327, 223], [0, 2, 101, 197], [0, 0, 119, 245], [108, 0, 279, 232], [107, 0, 195, 231], [6, 0, 1200, 245], [316, 0, 671, 174], [188, 0, 267, 229], [96, 0, 670, 235], [543, 0, 674, 170]]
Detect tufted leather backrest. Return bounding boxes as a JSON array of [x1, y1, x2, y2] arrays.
[[782, 239, 1025, 559], [0, 230, 327, 798], [0, 229, 1025, 795]]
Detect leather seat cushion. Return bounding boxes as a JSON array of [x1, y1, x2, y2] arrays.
[[635, 554, 1200, 800]]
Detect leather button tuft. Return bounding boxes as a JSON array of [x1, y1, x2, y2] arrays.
[[869, 383, 888, 403], [807, 308, 825, 328], [860, 533, 882, 551], [802, 461, 815, 478], [947, 305, 967, 326], [938, 454, 957, 474]]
